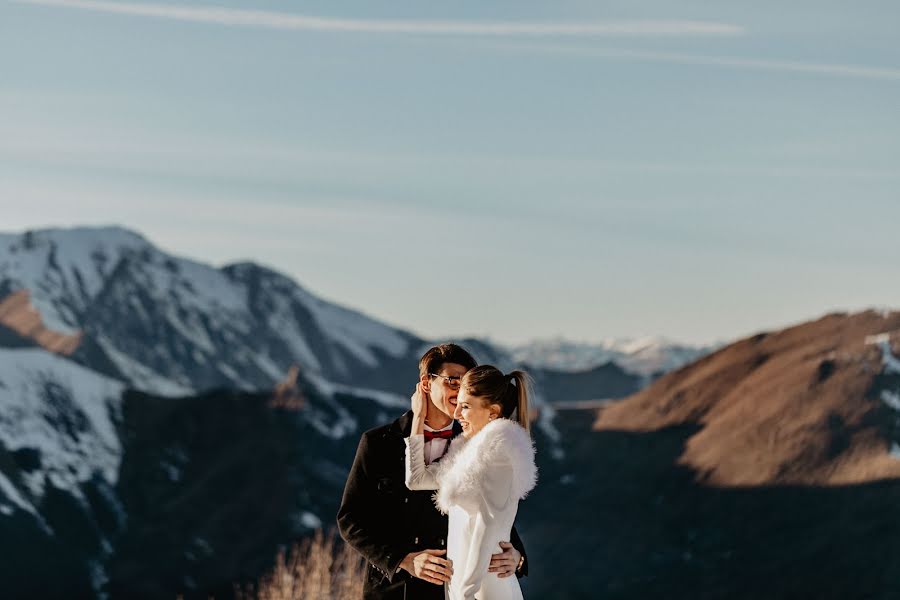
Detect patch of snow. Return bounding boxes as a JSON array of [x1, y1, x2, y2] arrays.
[[161, 304, 217, 355], [534, 398, 562, 446], [294, 286, 411, 369], [216, 362, 251, 389], [95, 335, 193, 396], [299, 511, 322, 529], [891, 443, 900, 459], [192, 536, 214, 557], [882, 347, 900, 376], [0, 470, 38, 516], [94, 479, 127, 530], [304, 404, 358, 440], [866, 334, 900, 375], [88, 559, 110, 599], [308, 373, 408, 409], [166, 256, 248, 314], [882, 389, 900, 412], [0, 469, 53, 534], [865, 333, 891, 345], [161, 462, 181, 482], [0, 226, 150, 333], [263, 295, 323, 372], [252, 352, 287, 383], [0, 348, 124, 503], [616, 335, 670, 355]]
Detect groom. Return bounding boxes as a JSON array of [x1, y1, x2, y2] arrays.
[[337, 343, 527, 599]]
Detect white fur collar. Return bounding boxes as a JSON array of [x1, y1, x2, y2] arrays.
[[433, 418, 537, 515]]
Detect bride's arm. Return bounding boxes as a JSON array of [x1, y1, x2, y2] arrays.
[[404, 433, 439, 490], [457, 460, 515, 599], [404, 383, 440, 490]]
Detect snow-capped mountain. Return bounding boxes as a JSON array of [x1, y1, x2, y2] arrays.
[[0, 342, 411, 598], [0, 226, 421, 396], [0, 346, 127, 597], [0, 226, 659, 405], [510, 336, 716, 377], [0, 347, 123, 519]]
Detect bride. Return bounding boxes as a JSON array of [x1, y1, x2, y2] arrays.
[[405, 365, 537, 600]]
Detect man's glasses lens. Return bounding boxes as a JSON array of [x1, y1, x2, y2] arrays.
[[431, 374, 461, 389]]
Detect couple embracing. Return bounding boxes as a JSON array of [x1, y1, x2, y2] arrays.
[[337, 344, 538, 600]]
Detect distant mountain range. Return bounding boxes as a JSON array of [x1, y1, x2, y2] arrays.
[[511, 336, 715, 378], [0, 226, 693, 398], [0, 226, 423, 396]]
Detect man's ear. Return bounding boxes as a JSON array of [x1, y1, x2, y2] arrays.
[[420, 373, 431, 394]]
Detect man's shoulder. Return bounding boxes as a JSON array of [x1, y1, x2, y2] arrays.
[[359, 410, 413, 445]]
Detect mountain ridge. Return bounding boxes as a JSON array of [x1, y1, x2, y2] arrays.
[[595, 309, 900, 486], [0, 225, 704, 394]]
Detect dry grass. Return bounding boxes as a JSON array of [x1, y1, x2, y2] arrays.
[[235, 529, 366, 600]]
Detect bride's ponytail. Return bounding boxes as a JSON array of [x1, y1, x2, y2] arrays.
[[507, 371, 531, 433]]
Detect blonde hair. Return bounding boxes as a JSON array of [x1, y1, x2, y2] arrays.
[[461, 365, 531, 432]]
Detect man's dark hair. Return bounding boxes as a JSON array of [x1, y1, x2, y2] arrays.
[[418, 343, 477, 379]]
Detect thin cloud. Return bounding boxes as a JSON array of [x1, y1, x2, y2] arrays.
[[498, 44, 900, 81], [13, 0, 743, 36]]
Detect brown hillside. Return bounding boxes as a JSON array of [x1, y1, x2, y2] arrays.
[[595, 310, 900, 486]]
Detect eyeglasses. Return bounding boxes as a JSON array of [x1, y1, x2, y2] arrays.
[[430, 373, 462, 390]]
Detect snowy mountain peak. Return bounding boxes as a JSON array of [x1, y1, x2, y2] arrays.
[[0, 226, 417, 396], [0, 226, 153, 334]]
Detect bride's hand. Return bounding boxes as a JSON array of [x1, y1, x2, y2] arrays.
[[411, 382, 429, 417]]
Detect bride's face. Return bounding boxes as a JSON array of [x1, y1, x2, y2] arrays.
[[453, 387, 500, 438]]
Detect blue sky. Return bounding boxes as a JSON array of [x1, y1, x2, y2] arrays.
[[1, 0, 898, 345]]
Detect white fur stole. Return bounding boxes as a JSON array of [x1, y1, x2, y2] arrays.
[[432, 418, 537, 515]]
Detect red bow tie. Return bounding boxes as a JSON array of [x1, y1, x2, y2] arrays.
[[424, 429, 454, 442]]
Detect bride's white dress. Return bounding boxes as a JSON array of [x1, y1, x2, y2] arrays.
[[405, 419, 537, 600]]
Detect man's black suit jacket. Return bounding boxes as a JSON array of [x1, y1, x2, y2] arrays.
[[337, 410, 528, 599]]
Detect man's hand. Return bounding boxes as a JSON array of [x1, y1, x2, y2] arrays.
[[488, 541, 521, 579], [400, 549, 453, 585]]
